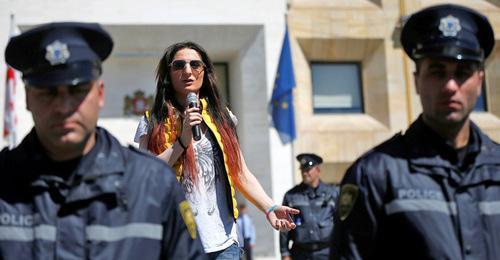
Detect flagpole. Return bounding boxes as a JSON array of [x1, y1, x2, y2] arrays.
[[284, 9, 297, 185], [269, 4, 297, 257], [269, 4, 297, 199]]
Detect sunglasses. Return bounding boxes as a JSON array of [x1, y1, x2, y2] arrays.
[[169, 60, 205, 72]]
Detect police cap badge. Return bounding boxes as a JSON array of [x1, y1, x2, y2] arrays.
[[401, 4, 494, 62], [296, 153, 323, 170], [5, 22, 113, 87]]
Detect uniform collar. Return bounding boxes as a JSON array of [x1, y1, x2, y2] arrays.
[[405, 116, 500, 185], [301, 181, 326, 198], [405, 116, 480, 169], [28, 127, 125, 204], [74, 127, 125, 179], [26, 127, 125, 180], [315, 181, 328, 193]]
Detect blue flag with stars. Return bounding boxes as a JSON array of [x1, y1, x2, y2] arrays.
[[270, 25, 296, 144]]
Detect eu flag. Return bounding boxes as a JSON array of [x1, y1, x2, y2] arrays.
[[270, 25, 296, 144]]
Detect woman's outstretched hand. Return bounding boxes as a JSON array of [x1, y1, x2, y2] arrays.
[[266, 205, 300, 232]]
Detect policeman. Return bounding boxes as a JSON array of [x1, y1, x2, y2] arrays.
[[332, 4, 500, 260], [280, 153, 339, 260], [0, 22, 206, 259]]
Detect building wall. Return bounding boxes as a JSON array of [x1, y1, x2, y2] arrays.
[[289, 0, 500, 184]]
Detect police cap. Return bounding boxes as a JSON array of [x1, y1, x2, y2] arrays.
[[296, 153, 323, 170], [5, 22, 113, 87], [401, 4, 494, 62]]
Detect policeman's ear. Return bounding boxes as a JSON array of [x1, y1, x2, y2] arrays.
[[413, 60, 422, 95], [413, 71, 420, 95], [477, 70, 485, 98], [479, 69, 485, 79], [96, 80, 105, 108]]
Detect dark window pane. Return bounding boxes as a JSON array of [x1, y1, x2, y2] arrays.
[[311, 62, 363, 113], [214, 63, 229, 105]]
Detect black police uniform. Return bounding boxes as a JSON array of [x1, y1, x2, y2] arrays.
[[332, 4, 500, 260], [332, 117, 500, 259], [0, 22, 206, 259], [280, 154, 339, 260], [0, 128, 205, 259]]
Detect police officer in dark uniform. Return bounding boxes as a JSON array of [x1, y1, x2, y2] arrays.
[[0, 22, 206, 259], [280, 153, 339, 260], [332, 4, 500, 260]]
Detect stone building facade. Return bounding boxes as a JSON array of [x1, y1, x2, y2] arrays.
[[288, 0, 500, 184]]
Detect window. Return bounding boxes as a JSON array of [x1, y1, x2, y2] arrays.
[[473, 82, 487, 112], [214, 62, 229, 105], [311, 62, 364, 113]]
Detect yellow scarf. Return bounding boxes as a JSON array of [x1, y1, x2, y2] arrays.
[[160, 98, 239, 219]]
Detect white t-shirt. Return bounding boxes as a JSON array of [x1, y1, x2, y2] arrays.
[[133, 111, 240, 253], [181, 129, 238, 253], [134, 115, 148, 143]]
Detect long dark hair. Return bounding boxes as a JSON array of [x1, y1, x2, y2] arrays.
[[148, 41, 242, 185]]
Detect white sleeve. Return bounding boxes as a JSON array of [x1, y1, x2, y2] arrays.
[[227, 109, 238, 126], [133, 115, 149, 143]]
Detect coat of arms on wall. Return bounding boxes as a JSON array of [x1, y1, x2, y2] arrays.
[[124, 90, 154, 116]]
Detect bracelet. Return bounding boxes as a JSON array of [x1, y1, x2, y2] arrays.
[[266, 205, 278, 219], [177, 138, 187, 150]]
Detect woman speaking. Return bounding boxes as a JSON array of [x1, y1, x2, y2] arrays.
[[135, 42, 299, 259]]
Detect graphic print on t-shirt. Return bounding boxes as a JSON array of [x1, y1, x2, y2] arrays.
[[181, 130, 219, 216], [179, 129, 239, 252]]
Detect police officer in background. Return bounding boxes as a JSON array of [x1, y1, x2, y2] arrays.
[[0, 22, 206, 259], [280, 153, 339, 260], [332, 4, 500, 260]]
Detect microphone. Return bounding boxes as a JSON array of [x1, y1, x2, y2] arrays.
[[187, 92, 201, 141]]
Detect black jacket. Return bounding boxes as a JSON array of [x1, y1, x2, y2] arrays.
[[281, 181, 339, 257], [0, 127, 206, 259], [332, 117, 500, 260]]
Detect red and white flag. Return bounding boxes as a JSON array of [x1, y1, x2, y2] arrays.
[[3, 14, 19, 148]]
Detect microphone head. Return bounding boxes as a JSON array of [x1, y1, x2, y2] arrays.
[[187, 92, 198, 104]]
